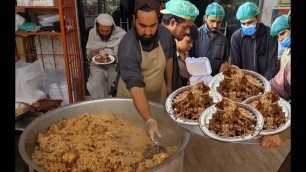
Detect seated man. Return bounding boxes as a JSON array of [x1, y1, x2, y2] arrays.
[[86, 14, 126, 98]]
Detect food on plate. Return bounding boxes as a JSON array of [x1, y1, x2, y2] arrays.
[[15, 102, 31, 118], [209, 97, 257, 137], [31, 114, 177, 172], [247, 91, 286, 131], [94, 53, 112, 63], [15, 108, 26, 116], [172, 82, 214, 121], [217, 65, 264, 102]]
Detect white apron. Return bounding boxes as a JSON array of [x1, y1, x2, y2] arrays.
[[117, 41, 167, 103]]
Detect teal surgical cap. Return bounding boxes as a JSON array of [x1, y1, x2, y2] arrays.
[[270, 14, 290, 37], [160, 0, 199, 20], [205, 2, 225, 18], [236, 2, 259, 20]]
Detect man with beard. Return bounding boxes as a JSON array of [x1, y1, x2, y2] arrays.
[[86, 14, 126, 98], [160, 0, 199, 90], [194, 2, 229, 76], [116, 0, 174, 142]]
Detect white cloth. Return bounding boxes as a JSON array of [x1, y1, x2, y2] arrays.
[[15, 61, 46, 104], [96, 14, 113, 26], [86, 15, 126, 56], [86, 15, 126, 98], [86, 64, 117, 98]]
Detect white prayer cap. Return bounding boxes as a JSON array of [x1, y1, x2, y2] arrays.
[[96, 14, 115, 26]]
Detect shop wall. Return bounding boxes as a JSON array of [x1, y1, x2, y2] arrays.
[[260, 0, 291, 27]]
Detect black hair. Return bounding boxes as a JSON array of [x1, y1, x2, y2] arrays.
[[134, 4, 157, 19], [188, 24, 198, 41], [161, 14, 186, 26]]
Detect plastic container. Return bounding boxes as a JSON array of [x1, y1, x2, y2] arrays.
[[185, 57, 213, 85]]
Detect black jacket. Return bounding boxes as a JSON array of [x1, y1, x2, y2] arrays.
[[230, 23, 278, 80]]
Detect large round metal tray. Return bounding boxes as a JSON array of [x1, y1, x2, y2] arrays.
[[243, 95, 291, 135], [165, 85, 222, 125], [199, 102, 264, 142], [208, 69, 271, 101], [19, 98, 190, 172]]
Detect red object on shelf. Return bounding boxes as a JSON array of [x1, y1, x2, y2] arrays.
[[31, 98, 63, 113]]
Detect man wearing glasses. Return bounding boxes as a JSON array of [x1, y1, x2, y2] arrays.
[[229, 2, 278, 80]]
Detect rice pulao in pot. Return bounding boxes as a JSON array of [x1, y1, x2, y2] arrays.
[[18, 98, 189, 172]]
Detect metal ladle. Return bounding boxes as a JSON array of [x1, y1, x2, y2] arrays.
[[143, 139, 167, 159]]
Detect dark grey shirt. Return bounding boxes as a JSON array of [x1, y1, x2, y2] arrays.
[[194, 26, 229, 76], [230, 23, 278, 80], [116, 25, 174, 90]]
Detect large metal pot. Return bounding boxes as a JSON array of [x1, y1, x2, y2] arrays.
[[18, 98, 190, 172]]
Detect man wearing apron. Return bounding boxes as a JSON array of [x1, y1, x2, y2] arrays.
[[116, 0, 174, 142]]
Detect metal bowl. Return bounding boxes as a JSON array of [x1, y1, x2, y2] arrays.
[[15, 102, 31, 120], [208, 69, 271, 102], [165, 85, 222, 125], [243, 95, 291, 135], [18, 98, 189, 172], [199, 102, 264, 142]]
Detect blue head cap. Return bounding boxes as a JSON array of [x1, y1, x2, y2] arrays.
[[160, 0, 199, 20], [236, 2, 259, 20]]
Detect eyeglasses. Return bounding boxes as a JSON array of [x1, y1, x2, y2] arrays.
[[240, 20, 256, 26]]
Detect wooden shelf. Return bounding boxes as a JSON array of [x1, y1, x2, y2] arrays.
[[15, 0, 85, 103], [16, 6, 59, 9], [15, 31, 62, 36]]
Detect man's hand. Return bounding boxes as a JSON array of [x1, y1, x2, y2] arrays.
[[219, 61, 228, 73], [88, 50, 99, 59], [146, 118, 162, 142], [260, 134, 282, 148]]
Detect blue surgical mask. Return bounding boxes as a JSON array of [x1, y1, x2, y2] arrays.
[[241, 24, 257, 36], [280, 36, 291, 47]]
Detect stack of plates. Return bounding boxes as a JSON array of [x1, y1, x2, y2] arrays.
[[45, 70, 69, 105]]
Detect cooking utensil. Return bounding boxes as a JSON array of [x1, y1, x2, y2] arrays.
[[199, 102, 264, 142], [243, 95, 291, 135], [143, 139, 167, 159], [165, 85, 222, 125], [18, 98, 190, 172]]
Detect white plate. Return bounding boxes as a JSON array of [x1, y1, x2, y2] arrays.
[[199, 102, 264, 142], [165, 85, 222, 125], [208, 69, 271, 102], [92, 54, 115, 65], [243, 95, 291, 135]]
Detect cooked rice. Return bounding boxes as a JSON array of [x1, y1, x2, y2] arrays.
[[31, 114, 177, 172], [15, 108, 26, 116]]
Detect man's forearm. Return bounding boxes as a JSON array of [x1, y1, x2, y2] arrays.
[[130, 87, 153, 121]]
